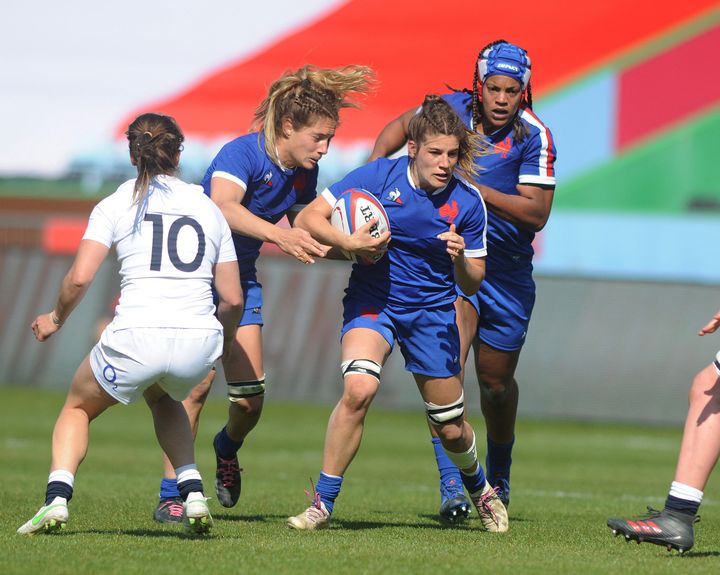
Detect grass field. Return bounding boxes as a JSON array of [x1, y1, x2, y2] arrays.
[[2, 386, 718, 574]]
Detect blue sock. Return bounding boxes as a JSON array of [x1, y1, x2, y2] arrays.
[[177, 479, 204, 501], [45, 481, 73, 505], [460, 465, 487, 495], [432, 437, 463, 493], [665, 495, 700, 518], [315, 471, 343, 514], [214, 426, 244, 459], [160, 478, 180, 499], [486, 435, 514, 480]]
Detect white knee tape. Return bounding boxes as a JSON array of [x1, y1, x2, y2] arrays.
[[425, 391, 465, 424], [341, 359, 381, 382], [443, 432, 477, 470], [227, 375, 266, 402]]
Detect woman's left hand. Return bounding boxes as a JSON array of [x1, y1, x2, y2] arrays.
[[437, 224, 465, 261]]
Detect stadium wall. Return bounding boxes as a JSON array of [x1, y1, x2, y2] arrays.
[[2, 248, 716, 425]]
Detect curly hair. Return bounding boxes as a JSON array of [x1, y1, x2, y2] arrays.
[[251, 64, 375, 165]]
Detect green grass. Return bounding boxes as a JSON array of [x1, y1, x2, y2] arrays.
[[1, 386, 718, 574]]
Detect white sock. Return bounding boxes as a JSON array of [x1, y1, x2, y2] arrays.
[[669, 481, 703, 503], [48, 469, 74, 487], [176, 465, 202, 484]]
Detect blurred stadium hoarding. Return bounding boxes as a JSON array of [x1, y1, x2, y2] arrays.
[[1, 1, 718, 282], [1, 1, 720, 422]]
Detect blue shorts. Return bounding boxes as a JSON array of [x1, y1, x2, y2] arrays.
[[213, 276, 263, 326], [459, 267, 535, 351], [341, 294, 460, 378], [240, 277, 263, 326]]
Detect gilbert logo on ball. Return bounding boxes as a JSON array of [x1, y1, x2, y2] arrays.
[[331, 188, 390, 265]]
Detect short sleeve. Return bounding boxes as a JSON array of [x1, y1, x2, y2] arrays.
[[518, 126, 557, 187], [82, 199, 115, 247], [459, 187, 488, 258], [210, 140, 256, 190]]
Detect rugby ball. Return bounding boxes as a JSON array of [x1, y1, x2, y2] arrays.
[[330, 188, 390, 265]]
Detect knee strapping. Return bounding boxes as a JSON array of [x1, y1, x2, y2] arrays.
[[341, 359, 381, 382], [425, 391, 465, 425], [227, 375, 266, 402], [443, 431, 477, 470]]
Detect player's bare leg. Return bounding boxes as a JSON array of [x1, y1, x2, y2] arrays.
[[154, 368, 215, 523], [213, 324, 265, 508], [288, 328, 388, 530], [18, 357, 117, 534]]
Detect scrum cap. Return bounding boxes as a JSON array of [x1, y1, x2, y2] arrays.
[[478, 42, 532, 88]]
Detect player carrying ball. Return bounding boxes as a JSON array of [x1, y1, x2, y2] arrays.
[[287, 95, 508, 532]]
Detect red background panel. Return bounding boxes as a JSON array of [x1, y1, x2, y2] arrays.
[[617, 23, 720, 149], [121, 0, 718, 143], [42, 218, 87, 255]]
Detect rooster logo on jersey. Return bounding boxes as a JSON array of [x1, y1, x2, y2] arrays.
[[439, 200, 459, 224], [494, 137, 512, 159]]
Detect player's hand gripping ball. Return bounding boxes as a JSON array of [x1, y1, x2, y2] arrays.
[[330, 188, 390, 265]]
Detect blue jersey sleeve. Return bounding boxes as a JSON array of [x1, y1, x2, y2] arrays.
[[458, 187, 488, 258], [211, 138, 259, 190], [518, 116, 557, 187]]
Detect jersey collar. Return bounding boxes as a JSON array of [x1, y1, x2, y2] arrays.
[[406, 162, 448, 196]]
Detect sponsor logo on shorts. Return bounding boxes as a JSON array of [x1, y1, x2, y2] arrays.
[[103, 364, 118, 390]]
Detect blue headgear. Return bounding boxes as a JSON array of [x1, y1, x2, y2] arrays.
[[478, 42, 532, 89]]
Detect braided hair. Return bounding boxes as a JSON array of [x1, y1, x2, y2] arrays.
[[126, 113, 184, 205], [252, 64, 375, 165], [450, 39, 533, 142]]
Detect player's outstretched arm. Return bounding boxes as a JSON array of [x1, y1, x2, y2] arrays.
[[32, 239, 109, 341], [368, 108, 415, 161], [212, 177, 325, 263], [698, 310, 720, 336]]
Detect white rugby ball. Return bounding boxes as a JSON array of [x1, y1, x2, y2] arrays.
[[330, 188, 390, 265]]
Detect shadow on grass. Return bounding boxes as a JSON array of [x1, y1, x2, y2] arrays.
[[212, 513, 288, 523], [68, 528, 211, 539], [683, 550, 720, 558], [416, 512, 531, 526]]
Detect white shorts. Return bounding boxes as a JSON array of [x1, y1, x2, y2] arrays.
[[90, 326, 222, 405]]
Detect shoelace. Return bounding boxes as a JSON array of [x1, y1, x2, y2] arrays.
[[301, 480, 328, 524], [440, 479, 464, 500], [474, 486, 501, 526], [164, 501, 184, 518], [638, 507, 701, 525], [217, 456, 241, 486]]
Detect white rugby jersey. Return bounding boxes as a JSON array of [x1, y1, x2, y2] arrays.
[[83, 175, 237, 329]]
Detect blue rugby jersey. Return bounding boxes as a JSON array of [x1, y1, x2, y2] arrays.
[[201, 132, 318, 275], [442, 91, 556, 270], [324, 156, 487, 308]]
